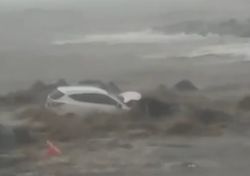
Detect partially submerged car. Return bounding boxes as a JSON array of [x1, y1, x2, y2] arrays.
[[46, 86, 141, 116]]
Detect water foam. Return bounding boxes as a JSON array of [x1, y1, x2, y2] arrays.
[[189, 42, 250, 59], [53, 29, 219, 45]]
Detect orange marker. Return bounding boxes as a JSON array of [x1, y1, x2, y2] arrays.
[[46, 140, 62, 157]]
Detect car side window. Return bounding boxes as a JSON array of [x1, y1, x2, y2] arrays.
[[70, 93, 118, 105]]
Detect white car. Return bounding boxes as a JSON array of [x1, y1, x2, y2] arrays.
[[46, 86, 135, 116]]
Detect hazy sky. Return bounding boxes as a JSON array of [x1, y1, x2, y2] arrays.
[[0, 0, 249, 11], [1, 0, 250, 21]]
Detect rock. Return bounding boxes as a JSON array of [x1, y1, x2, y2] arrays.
[[174, 80, 198, 91], [0, 79, 69, 107], [238, 95, 250, 111], [0, 125, 33, 153], [13, 127, 33, 144], [30, 81, 47, 92], [54, 79, 68, 87], [107, 82, 121, 94], [193, 109, 231, 125], [0, 153, 27, 168], [167, 118, 200, 135], [135, 97, 179, 117], [0, 125, 16, 152]]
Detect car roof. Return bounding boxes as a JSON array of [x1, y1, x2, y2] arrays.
[[57, 86, 109, 95]]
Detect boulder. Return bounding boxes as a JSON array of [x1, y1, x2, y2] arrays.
[[0, 125, 16, 152], [174, 80, 198, 91], [238, 96, 250, 111], [193, 108, 231, 125], [135, 97, 179, 117]]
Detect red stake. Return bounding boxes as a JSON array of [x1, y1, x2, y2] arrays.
[[46, 140, 62, 157]]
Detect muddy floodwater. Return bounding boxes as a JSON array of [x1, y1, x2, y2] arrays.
[[1, 2, 250, 175], [2, 131, 250, 175], [1, 107, 250, 176], [62, 134, 250, 176]]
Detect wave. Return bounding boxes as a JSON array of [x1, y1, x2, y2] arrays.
[[52, 29, 219, 45], [189, 42, 250, 60]]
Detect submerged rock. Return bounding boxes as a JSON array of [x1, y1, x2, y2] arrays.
[[135, 97, 179, 117], [238, 95, 250, 111], [0, 125, 33, 153], [0, 125, 16, 152], [174, 80, 198, 91]]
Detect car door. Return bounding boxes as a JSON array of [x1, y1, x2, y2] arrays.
[[67, 93, 120, 115]]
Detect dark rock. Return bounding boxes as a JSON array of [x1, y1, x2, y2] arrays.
[[0, 153, 27, 169], [13, 127, 33, 144], [193, 109, 231, 125], [107, 82, 121, 94], [167, 119, 200, 134], [238, 95, 250, 111], [0, 125, 16, 152], [157, 84, 168, 92], [174, 80, 198, 91], [0, 125, 33, 153], [30, 80, 47, 91], [135, 97, 179, 117], [0, 79, 69, 107], [54, 79, 68, 87]]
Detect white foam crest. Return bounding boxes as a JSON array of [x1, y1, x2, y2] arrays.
[[189, 42, 250, 59], [53, 30, 219, 45]]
